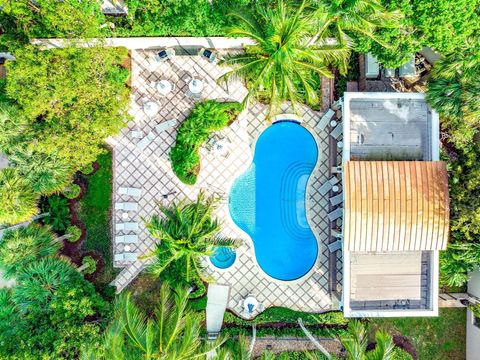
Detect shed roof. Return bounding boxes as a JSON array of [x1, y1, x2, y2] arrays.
[[343, 161, 449, 252]]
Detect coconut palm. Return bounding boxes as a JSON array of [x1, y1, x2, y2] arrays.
[[220, 0, 351, 119], [0, 224, 61, 278], [8, 146, 73, 195], [81, 284, 225, 360], [0, 168, 39, 225], [305, 0, 403, 48], [144, 191, 238, 287]]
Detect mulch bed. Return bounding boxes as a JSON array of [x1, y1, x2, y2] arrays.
[[367, 335, 417, 359]]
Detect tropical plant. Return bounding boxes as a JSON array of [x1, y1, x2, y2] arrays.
[[0, 101, 29, 153], [170, 100, 242, 184], [42, 195, 71, 232], [65, 225, 82, 242], [220, 0, 351, 118], [79, 256, 97, 275], [440, 242, 480, 287], [81, 284, 224, 359], [63, 183, 82, 199], [0, 168, 39, 225], [0, 224, 60, 278], [144, 191, 239, 293], [5, 45, 130, 171], [8, 146, 73, 195]]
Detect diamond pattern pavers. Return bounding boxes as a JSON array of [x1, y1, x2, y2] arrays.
[[110, 49, 339, 315]]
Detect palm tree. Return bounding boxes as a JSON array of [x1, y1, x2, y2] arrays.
[[220, 0, 351, 119], [0, 224, 61, 278], [81, 284, 225, 359], [305, 0, 402, 48], [0, 102, 29, 153], [8, 146, 73, 195], [0, 168, 39, 225], [144, 191, 238, 288]]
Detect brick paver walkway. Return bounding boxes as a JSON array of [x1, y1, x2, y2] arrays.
[[109, 49, 337, 315]]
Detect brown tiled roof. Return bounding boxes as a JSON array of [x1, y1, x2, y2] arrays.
[[343, 161, 449, 252]]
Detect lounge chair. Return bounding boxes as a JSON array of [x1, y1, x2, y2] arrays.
[[118, 187, 142, 197], [155, 118, 177, 134], [115, 235, 139, 244], [331, 228, 342, 238], [316, 109, 335, 130], [319, 176, 339, 196], [365, 52, 380, 79], [328, 207, 343, 222], [131, 130, 143, 138], [327, 239, 342, 253], [136, 131, 156, 151], [115, 222, 139, 232], [330, 123, 342, 140], [399, 55, 416, 77], [198, 48, 217, 63], [154, 48, 175, 62], [115, 202, 138, 211], [114, 253, 138, 262], [330, 193, 343, 206]]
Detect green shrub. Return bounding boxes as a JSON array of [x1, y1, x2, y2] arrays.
[[42, 195, 71, 232], [65, 225, 82, 243], [63, 184, 81, 199], [170, 100, 242, 185], [392, 347, 413, 360], [80, 163, 95, 176], [81, 256, 97, 275]]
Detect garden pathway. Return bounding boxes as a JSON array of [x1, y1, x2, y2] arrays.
[[108, 49, 339, 314]]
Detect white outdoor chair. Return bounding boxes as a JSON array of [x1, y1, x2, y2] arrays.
[[198, 48, 218, 63], [154, 48, 175, 62], [328, 207, 343, 222], [136, 131, 156, 151], [330, 193, 343, 206], [131, 130, 143, 138], [155, 119, 178, 134], [115, 222, 139, 232], [330, 124, 343, 140], [114, 253, 138, 262], [115, 202, 138, 211], [316, 109, 335, 130], [115, 235, 139, 244], [318, 176, 339, 196], [118, 187, 142, 197], [327, 239, 342, 253]]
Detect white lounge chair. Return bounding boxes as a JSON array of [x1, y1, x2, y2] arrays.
[[155, 119, 177, 134], [118, 187, 142, 197], [328, 207, 343, 222], [136, 131, 156, 151], [399, 55, 416, 77], [316, 109, 335, 130], [131, 130, 143, 138], [365, 52, 380, 78], [115, 235, 139, 244], [115, 222, 139, 232], [319, 176, 339, 196], [327, 239, 342, 253], [115, 202, 138, 211], [330, 124, 343, 140], [114, 253, 138, 262], [330, 193, 343, 206]]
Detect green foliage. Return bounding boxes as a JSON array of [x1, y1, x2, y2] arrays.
[[171, 100, 242, 184], [5, 45, 130, 171], [145, 191, 239, 295], [0, 257, 110, 359], [81, 256, 97, 275], [0, 224, 60, 278], [0, 168, 39, 225], [77, 151, 114, 285], [63, 184, 82, 200], [66, 225, 82, 243], [0, 101, 29, 153], [221, 0, 351, 118], [80, 163, 95, 176], [470, 303, 480, 319], [42, 195, 71, 232]]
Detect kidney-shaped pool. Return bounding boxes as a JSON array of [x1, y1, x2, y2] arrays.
[[229, 120, 318, 281]]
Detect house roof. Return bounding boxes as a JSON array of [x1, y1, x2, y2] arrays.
[[343, 161, 449, 252]]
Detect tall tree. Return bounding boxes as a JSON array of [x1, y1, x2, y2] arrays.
[[220, 0, 350, 118], [81, 284, 224, 359], [144, 192, 238, 293], [0, 168, 38, 225], [0, 224, 60, 279]]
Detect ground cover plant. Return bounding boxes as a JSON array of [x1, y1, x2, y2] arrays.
[[171, 100, 242, 184]]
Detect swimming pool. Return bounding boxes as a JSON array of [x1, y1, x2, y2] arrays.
[[229, 121, 318, 281]]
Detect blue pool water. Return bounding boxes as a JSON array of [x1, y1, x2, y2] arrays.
[[229, 121, 318, 281], [210, 246, 236, 269]]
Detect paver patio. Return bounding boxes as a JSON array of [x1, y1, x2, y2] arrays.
[[108, 49, 339, 315]]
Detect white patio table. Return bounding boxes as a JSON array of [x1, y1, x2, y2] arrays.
[[156, 80, 173, 95], [188, 78, 204, 94]]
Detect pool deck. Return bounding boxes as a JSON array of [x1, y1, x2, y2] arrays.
[[109, 49, 340, 315]]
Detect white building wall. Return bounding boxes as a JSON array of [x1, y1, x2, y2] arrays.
[[467, 270, 480, 360]]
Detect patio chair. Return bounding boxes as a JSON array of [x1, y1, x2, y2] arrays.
[[115, 202, 138, 211], [331, 228, 342, 238], [330, 123, 343, 140], [115, 235, 139, 244], [154, 48, 175, 62], [115, 222, 139, 232], [328, 207, 343, 222], [131, 130, 143, 139], [155, 118, 178, 134], [327, 239, 342, 253], [318, 176, 339, 196], [118, 187, 142, 197], [136, 131, 156, 151], [329, 193, 343, 206], [198, 48, 218, 63], [114, 252, 138, 262], [316, 109, 335, 130]]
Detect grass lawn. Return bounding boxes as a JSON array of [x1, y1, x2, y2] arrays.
[[76, 149, 117, 285], [368, 308, 466, 360]]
